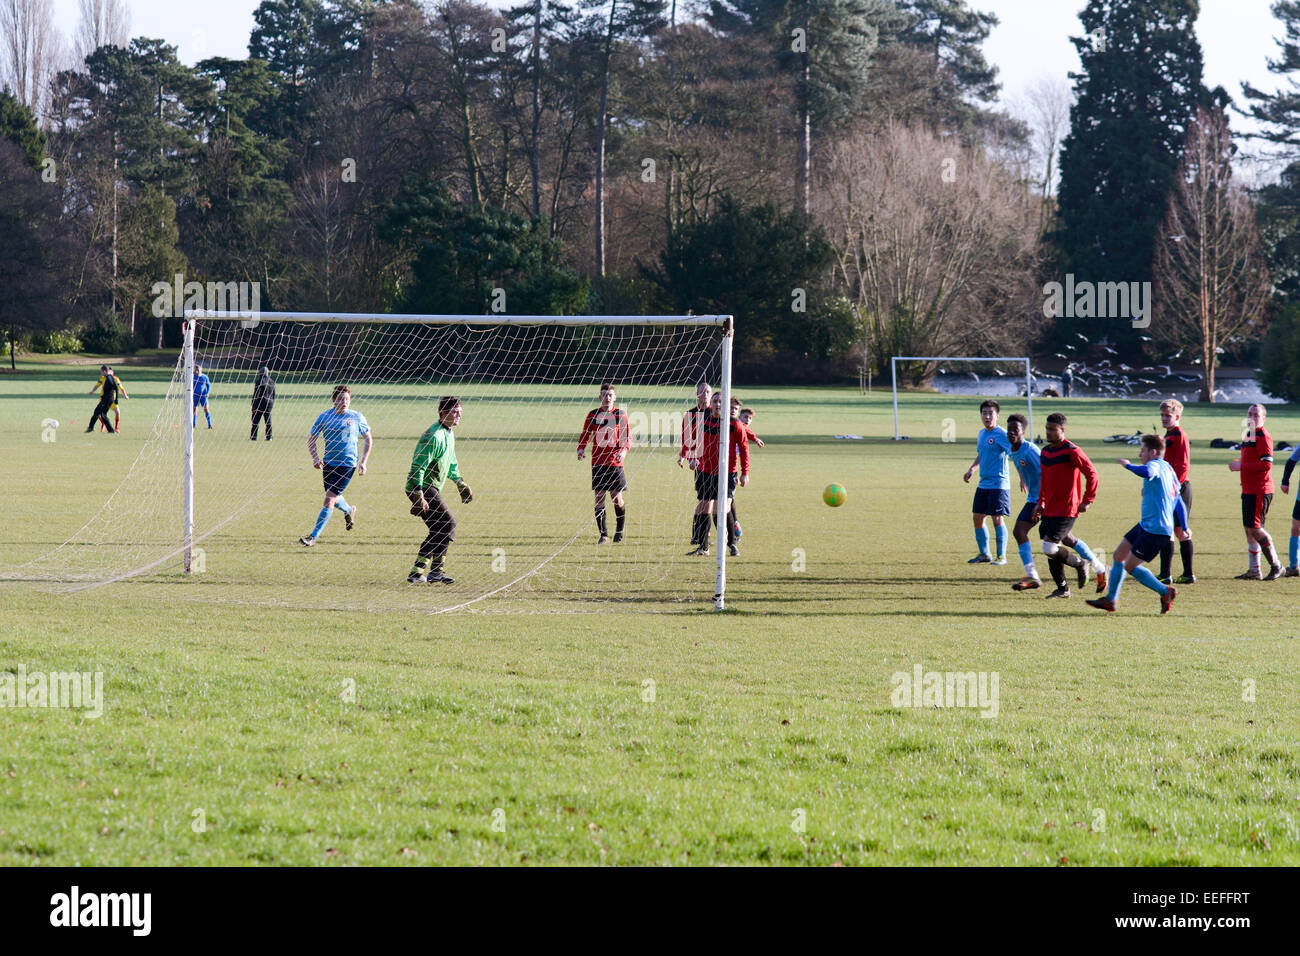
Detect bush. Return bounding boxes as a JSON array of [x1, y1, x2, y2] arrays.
[[82, 316, 137, 355], [30, 328, 83, 353], [1260, 304, 1300, 402]]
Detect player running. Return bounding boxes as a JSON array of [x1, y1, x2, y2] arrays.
[[300, 385, 371, 547], [577, 382, 631, 544], [1005, 414, 1043, 590], [1157, 399, 1195, 584], [1086, 435, 1188, 614], [85, 364, 126, 433], [1230, 403, 1282, 580], [406, 396, 473, 583], [962, 400, 1013, 565], [193, 364, 213, 429], [688, 391, 750, 557], [1035, 412, 1106, 599], [680, 382, 712, 546]]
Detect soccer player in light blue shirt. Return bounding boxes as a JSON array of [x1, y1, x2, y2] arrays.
[[193, 364, 213, 429], [1005, 413, 1044, 589], [1087, 434, 1189, 615], [300, 385, 372, 547], [962, 400, 1014, 564]]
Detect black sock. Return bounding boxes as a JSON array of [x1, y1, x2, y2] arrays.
[[1180, 539, 1194, 576], [725, 512, 737, 544], [692, 514, 706, 545], [1159, 540, 1174, 579], [730, 502, 738, 525], [614, 504, 625, 535], [595, 507, 607, 536], [1049, 556, 1065, 587]]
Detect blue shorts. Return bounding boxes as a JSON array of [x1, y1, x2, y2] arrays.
[[1014, 501, 1039, 527], [973, 488, 1010, 517], [194, 397, 209, 408], [1124, 524, 1170, 563], [322, 464, 355, 497]]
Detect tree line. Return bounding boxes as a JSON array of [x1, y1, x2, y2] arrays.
[[3, 0, 1300, 393]]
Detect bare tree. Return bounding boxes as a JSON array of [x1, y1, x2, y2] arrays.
[[0, 0, 64, 119], [815, 122, 1043, 381], [1153, 107, 1272, 402], [74, 0, 130, 65], [1021, 74, 1070, 201]]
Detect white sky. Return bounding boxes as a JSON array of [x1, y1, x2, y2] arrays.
[[49, 0, 1295, 166]]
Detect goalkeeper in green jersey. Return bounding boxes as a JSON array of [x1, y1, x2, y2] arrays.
[[406, 396, 473, 583]]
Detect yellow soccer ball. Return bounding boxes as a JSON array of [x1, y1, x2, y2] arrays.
[[823, 483, 846, 507]]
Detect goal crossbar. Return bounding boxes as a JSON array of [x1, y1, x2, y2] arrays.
[[891, 355, 1033, 440], [186, 310, 732, 328]]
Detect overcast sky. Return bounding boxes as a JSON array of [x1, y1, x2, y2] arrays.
[[48, 0, 1294, 167]]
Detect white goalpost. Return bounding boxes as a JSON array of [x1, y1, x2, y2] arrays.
[[4, 310, 740, 612], [891, 355, 1034, 440]]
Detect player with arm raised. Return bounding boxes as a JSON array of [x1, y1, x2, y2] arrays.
[[1158, 399, 1195, 584], [1086, 435, 1188, 614], [961, 400, 1013, 564], [406, 396, 472, 584], [688, 391, 750, 557], [299, 385, 370, 547], [1036, 412, 1106, 599], [577, 382, 631, 544], [1006, 414, 1043, 590], [1230, 403, 1282, 580], [729, 404, 763, 539]]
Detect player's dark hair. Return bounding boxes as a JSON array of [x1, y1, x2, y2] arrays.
[[1046, 412, 1067, 427], [438, 395, 461, 415], [332, 384, 351, 402], [739, 406, 755, 417], [1007, 413, 1028, 430], [980, 399, 1000, 413], [600, 382, 615, 393], [1141, 434, 1165, 454]]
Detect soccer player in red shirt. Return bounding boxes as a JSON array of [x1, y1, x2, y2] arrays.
[[680, 383, 712, 547], [1158, 399, 1195, 584], [578, 382, 632, 544], [1034, 412, 1106, 598], [688, 391, 750, 556], [1229, 403, 1282, 579]]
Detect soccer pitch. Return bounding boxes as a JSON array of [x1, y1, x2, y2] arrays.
[[2, 357, 1298, 865]]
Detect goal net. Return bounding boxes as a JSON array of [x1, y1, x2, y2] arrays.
[[7, 312, 737, 613]]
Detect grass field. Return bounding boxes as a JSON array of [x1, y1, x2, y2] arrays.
[[2, 355, 1298, 865]]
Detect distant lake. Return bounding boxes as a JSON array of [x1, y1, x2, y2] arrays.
[[927, 371, 1281, 405]]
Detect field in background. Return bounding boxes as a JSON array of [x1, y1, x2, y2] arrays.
[[2, 357, 1298, 864]]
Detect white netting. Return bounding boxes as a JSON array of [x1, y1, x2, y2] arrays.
[[5, 315, 733, 612]]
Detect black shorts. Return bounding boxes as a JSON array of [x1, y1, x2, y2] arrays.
[[591, 464, 627, 493], [1039, 516, 1076, 543], [1014, 502, 1040, 527], [1293, 495, 1300, 523], [972, 488, 1010, 517], [1179, 480, 1192, 517], [1124, 524, 1170, 562], [1242, 493, 1272, 529], [322, 464, 355, 497], [695, 471, 738, 502]]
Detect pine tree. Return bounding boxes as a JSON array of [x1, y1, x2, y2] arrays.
[[1054, 0, 1206, 357]]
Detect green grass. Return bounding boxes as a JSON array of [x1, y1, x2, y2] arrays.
[[1, 356, 1298, 865]]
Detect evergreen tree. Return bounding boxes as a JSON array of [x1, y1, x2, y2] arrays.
[[0, 89, 45, 168], [1054, 0, 1206, 357]]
